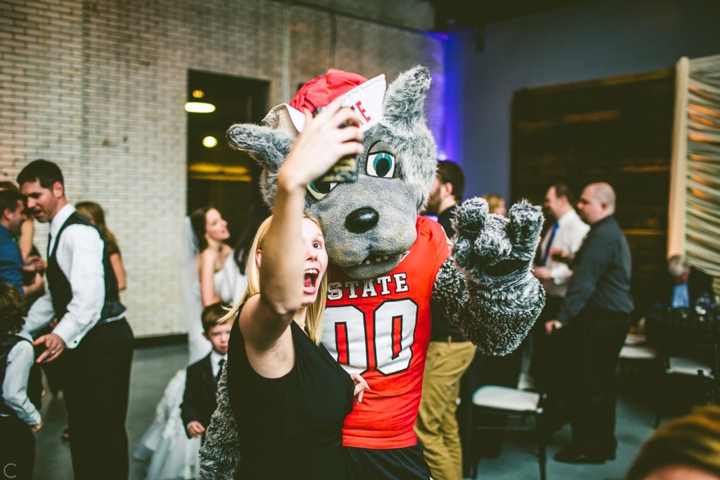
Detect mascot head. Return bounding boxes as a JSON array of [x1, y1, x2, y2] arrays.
[[227, 66, 437, 280]]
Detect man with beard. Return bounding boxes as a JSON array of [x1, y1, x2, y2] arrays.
[[18, 159, 133, 480], [415, 160, 476, 480]]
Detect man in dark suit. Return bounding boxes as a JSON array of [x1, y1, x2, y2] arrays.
[[182, 303, 231, 441], [666, 255, 714, 309]]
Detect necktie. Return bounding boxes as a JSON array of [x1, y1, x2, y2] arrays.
[[47, 232, 52, 258], [541, 223, 559, 266], [216, 359, 225, 383]]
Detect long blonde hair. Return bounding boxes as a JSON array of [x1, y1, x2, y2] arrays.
[[221, 215, 328, 345]]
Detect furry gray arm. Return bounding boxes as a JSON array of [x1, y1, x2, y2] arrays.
[[433, 198, 546, 355], [199, 364, 241, 480]]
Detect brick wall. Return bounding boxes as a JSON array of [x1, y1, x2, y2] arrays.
[[0, 0, 83, 254], [1, 0, 445, 337]]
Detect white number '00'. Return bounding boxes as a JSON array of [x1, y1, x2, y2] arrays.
[[321, 299, 419, 376]]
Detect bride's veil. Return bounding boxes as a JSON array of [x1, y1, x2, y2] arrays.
[[180, 216, 211, 364]]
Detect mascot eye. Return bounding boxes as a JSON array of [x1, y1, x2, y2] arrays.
[[366, 152, 395, 178], [307, 181, 337, 200]]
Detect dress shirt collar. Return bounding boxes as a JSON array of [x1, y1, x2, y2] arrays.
[[49, 204, 76, 240], [210, 350, 227, 368], [16, 329, 32, 342], [557, 208, 580, 227]]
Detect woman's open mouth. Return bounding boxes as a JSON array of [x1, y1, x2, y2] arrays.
[[303, 269, 319, 293]]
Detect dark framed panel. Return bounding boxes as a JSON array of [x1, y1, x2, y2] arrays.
[[511, 69, 676, 314]]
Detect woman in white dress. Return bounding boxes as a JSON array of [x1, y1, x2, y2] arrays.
[[135, 207, 245, 480], [188, 207, 246, 362]]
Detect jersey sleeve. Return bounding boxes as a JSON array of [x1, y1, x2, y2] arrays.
[[417, 216, 451, 288]]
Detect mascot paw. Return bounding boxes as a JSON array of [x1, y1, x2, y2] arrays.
[[453, 197, 543, 284], [507, 199, 545, 259], [438, 197, 545, 354]]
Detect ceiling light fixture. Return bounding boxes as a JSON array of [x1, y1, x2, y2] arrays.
[[202, 136, 218, 148], [185, 102, 216, 113]]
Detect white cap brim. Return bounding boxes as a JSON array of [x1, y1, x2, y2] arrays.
[[262, 74, 386, 134]]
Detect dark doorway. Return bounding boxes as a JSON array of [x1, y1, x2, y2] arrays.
[[187, 70, 270, 245]]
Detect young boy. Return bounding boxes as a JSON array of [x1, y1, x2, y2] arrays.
[[0, 284, 42, 480], [181, 302, 232, 441]]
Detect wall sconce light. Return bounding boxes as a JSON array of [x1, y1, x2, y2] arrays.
[[185, 102, 216, 113]]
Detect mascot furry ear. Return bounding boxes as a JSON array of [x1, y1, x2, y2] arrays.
[[227, 66, 438, 280], [201, 66, 545, 480]]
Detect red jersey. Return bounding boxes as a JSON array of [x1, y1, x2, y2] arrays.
[[321, 216, 451, 449]]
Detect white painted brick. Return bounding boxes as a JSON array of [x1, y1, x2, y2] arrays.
[[1, 0, 444, 338]]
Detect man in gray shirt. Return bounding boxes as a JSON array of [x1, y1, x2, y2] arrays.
[[547, 182, 633, 465]]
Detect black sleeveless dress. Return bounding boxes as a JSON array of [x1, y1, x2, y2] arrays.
[[227, 309, 355, 480]]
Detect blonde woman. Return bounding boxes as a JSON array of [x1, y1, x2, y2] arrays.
[[224, 96, 367, 479]]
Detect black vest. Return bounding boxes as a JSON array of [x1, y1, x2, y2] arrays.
[[47, 211, 126, 325], [0, 335, 32, 417]]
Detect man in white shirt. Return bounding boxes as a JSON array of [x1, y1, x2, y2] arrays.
[[18, 160, 133, 480], [534, 184, 590, 299], [530, 183, 589, 426]]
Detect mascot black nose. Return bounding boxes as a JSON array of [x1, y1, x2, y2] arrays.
[[346, 207, 379, 234]]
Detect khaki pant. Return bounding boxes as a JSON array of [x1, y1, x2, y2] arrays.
[[415, 339, 477, 480]]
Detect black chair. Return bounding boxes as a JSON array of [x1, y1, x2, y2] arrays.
[[649, 308, 720, 427], [468, 384, 547, 480]]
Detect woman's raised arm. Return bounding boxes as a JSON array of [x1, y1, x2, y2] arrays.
[[241, 97, 363, 352]]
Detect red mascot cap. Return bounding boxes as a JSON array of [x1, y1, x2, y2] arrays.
[[289, 70, 369, 113]]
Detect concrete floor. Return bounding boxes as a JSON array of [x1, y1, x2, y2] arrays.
[[472, 398, 656, 480], [34, 344, 663, 480], [34, 344, 188, 480]]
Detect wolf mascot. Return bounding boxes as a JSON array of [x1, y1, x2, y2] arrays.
[[199, 67, 545, 479]]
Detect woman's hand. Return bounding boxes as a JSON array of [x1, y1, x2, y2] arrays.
[[350, 373, 370, 403], [280, 95, 364, 189]]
